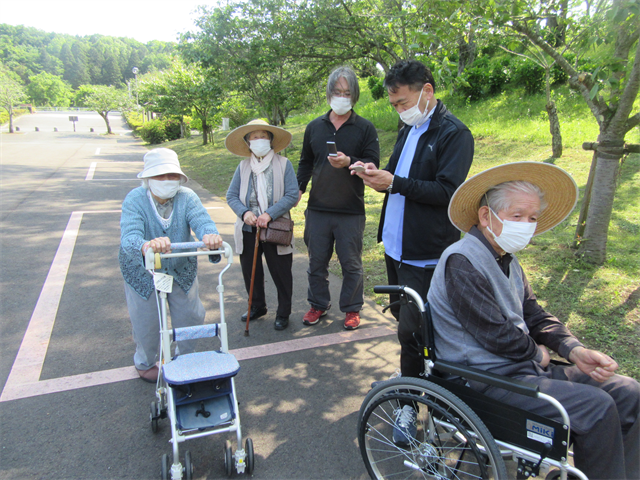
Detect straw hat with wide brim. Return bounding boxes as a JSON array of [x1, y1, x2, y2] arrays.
[[225, 119, 292, 157], [449, 162, 578, 235]]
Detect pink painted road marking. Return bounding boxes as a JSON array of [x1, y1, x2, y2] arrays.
[[0, 209, 395, 402], [0, 327, 395, 402], [0, 212, 83, 402]]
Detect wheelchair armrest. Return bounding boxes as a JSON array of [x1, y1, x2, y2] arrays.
[[433, 360, 540, 398]]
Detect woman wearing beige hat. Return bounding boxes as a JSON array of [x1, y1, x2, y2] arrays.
[[119, 148, 223, 383], [225, 119, 297, 331]]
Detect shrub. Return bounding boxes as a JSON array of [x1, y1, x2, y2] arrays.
[[138, 119, 167, 144], [367, 76, 385, 101], [513, 59, 545, 95], [163, 118, 183, 141]]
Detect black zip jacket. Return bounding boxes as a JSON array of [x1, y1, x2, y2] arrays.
[[378, 100, 474, 260], [297, 110, 380, 215]]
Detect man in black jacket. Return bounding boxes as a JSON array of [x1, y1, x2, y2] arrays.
[[353, 60, 473, 380], [297, 66, 380, 331]]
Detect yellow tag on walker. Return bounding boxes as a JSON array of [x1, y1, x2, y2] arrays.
[[153, 273, 174, 293]]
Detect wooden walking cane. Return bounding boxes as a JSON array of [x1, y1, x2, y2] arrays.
[[245, 226, 261, 336]]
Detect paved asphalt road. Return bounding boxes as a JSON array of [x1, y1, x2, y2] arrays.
[[0, 112, 403, 480]]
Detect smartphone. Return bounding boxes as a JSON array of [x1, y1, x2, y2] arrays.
[[351, 165, 366, 173], [327, 141, 338, 157]]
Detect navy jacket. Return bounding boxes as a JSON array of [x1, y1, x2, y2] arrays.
[[378, 100, 474, 260]]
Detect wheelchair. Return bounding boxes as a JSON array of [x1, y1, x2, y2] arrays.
[[357, 285, 588, 480]]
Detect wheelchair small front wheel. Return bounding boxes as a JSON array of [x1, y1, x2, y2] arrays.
[[357, 377, 508, 479]]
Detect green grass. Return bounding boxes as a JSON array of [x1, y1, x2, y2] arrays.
[[162, 86, 640, 380]]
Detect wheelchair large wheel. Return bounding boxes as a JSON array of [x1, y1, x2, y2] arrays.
[[358, 377, 508, 479]]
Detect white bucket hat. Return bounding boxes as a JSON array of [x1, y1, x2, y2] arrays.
[[137, 148, 188, 184]]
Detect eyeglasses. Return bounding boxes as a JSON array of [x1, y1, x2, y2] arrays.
[[332, 90, 351, 98]]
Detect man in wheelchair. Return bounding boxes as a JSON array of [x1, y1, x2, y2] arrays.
[[427, 162, 639, 480]]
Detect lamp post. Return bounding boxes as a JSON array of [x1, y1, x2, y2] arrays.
[[132, 67, 139, 107]]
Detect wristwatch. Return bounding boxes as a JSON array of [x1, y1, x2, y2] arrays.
[[386, 176, 394, 194]]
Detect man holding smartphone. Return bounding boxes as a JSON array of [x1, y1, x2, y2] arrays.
[[352, 59, 474, 386], [297, 66, 380, 330]]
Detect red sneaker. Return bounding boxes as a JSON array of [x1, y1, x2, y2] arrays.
[[344, 311, 360, 330], [302, 307, 327, 326]]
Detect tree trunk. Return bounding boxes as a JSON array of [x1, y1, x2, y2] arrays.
[[457, 30, 477, 76], [101, 112, 112, 134], [577, 140, 624, 264], [573, 149, 598, 248], [544, 67, 562, 157], [9, 105, 14, 133], [546, 101, 563, 158], [202, 117, 209, 146]]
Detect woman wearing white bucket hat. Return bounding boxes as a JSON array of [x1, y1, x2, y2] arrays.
[[225, 119, 297, 331], [426, 162, 639, 479], [119, 148, 223, 382]]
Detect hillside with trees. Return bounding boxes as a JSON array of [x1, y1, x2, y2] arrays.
[[0, 24, 175, 88]]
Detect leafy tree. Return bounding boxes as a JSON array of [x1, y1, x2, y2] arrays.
[[183, 1, 319, 125], [79, 85, 132, 134], [26, 71, 72, 106], [0, 68, 27, 133], [139, 62, 224, 145], [472, 0, 640, 265]]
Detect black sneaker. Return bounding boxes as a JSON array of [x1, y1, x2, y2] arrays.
[[274, 315, 289, 330], [241, 305, 268, 322]]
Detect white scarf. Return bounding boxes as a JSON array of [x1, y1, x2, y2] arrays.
[[250, 149, 274, 214]]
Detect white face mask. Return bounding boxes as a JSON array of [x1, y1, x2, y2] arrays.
[[249, 139, 272, 158], [398, 87, 432, 127], [148, 179, 181, 200], [330, 96, 352, 116], [487, 208, 537, 253]]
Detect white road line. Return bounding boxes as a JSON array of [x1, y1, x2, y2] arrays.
[[85, 162, 97, 181], [95, 147, 101, 155]]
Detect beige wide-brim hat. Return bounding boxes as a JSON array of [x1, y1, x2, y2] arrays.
[[137, 148, 188, 183], [448, 162, 578, 235], [225, 119, 292, 157]]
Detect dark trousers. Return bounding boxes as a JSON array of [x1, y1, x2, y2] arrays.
[[385, 254, 434, 379], [240, 228, 293, 317], [303, 210, 365, 313], [482, 362, 640, 480]]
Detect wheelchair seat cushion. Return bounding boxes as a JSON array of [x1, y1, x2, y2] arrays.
[[162, 351, 240, 385]]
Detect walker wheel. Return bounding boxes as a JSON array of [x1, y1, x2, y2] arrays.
[[160, 453, 170, 480], [150, 401, 159, 433], [245, 438, 254, 475], [184, 450, 193, 480], [223, 441, 233, 477]]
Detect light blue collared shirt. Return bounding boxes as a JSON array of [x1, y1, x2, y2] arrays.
[[382, 119, 438, 268]]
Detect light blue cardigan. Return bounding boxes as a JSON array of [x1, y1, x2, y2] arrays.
[[119, 186, 218, 299]]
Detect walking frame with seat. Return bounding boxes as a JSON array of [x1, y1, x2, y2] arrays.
[[357, 284, 588, 480], [145, 241, 254, 480]]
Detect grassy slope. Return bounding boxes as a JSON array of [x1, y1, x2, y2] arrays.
[[163, 86, 640, 380]]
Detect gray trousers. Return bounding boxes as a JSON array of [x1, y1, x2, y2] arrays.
[[303, 210, 365, 313], [124, 279, 205, 370], [479, 362, 640, 480]]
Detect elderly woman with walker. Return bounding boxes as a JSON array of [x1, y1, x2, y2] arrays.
[[225, 119, 298, 331], [119, 148, 223, 383]]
